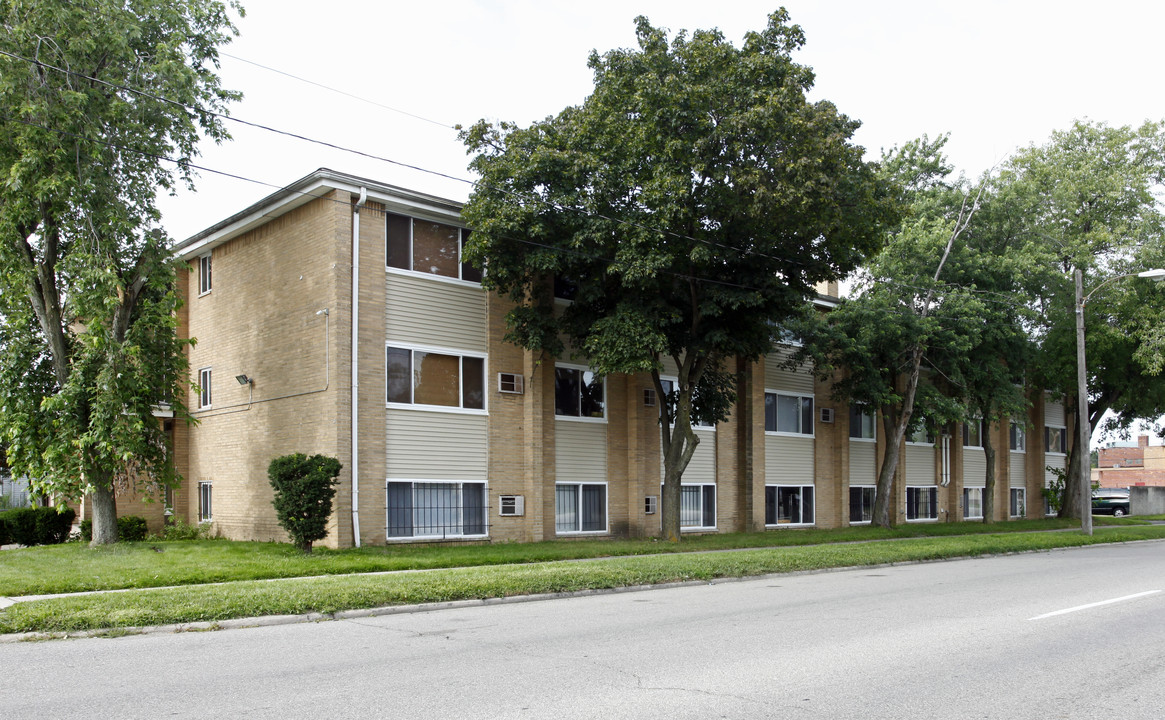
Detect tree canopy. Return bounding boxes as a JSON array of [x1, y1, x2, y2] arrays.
[[460, 10, 894, 540], [0, 0, 241, 544]]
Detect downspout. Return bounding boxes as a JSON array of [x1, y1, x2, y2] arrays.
[[351, 187, 367, 547], [940, 433, 951, 487]]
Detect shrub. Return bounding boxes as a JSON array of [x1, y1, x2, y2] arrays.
[[78, 518, 92, 542], [268, 453, 343, 553], [0, 506, 75, 546], [161, 517, 209, 540], [117, 515, 148, 541], [0, 514, 10, 545]]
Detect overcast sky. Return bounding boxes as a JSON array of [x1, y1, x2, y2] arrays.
[[154, 0, 1165, 444]]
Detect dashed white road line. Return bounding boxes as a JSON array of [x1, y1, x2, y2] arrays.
[[1029, 590, 1161, 621]]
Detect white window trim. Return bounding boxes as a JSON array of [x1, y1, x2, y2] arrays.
[[384, 479, 490, 540], [849, 406, 876, 442], [1009, 487, 1026, 518], [554, 363, 607, 424], [384, 214, 481, 286], [962, 418, 984, 449], [385, 342, 488, 415], [1010, 421, 1027, 454], [659, 376, 716, 431], [905, 485, 939, 522], [198, 367, 212, 409], [906, 429, 936, 447], [198, 481, 212, 522], [660, 482, 718, 531], [849, 484, 876, 525], [963, 486, 985, 520], [554, 481, 609, 535], [764, 389, 815, 438], [198, 252, 212, 296], [765, 483, 817, 527]]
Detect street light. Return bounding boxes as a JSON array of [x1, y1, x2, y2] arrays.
[[1075, 267, 1165, 535]]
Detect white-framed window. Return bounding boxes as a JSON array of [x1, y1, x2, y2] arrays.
[[765, 484, 815, 526], [906, 486, 938, 521], [386, 345, 486, 412], [198, 481, 213, 522], [198, 367, 212, 409], [385, 213, 481, 284], [1010, 421, 1027, 452], [659, 378, 715, 429], [964, 487, 984, 519], [1045, 426, 1067, 455], [963, 418, 983, 448], [1010, 488, 1026, 518], [386, 480, 487, 539], [555, 483, 607, 534], [679, 484, 717, 529], [198, 252, 212, 295], [908, 425, 936, 445], [849, 485, 875, 524], [1044, 495, 1056, 516], [764, 391, 814, 436], [554, 366, 605, 420], [849, 405, 876, 440]]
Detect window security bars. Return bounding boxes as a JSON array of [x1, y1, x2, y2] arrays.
[[386, 482, 487, 539]]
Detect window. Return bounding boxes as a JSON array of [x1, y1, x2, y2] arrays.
[[963, 419, 983, 448], [764, 392, 814, 435], [849, 486, 875, 523], [1045, 426, 1067, 454], [553, 275, 578, 301], [849, 405, 876, 440], [556, 483, 607, 533], [386, 481, 486, 538], [906, 486, 938, 521], [908, 425, 936, 445], [1010, 488, 1026, 518], [1010, 422, 1026, 452], [680, 484, 717, 529], [386, 213, 481, 283], [386, 346, 485, 410], [199, 253, 212, 295], [659, 378, 714, 428], [198, 481, 212, 522], [198, 368, 212, 409], [765, 485, 815, 525], [964, 487, 984, 519], [555, 367, 605, 419]]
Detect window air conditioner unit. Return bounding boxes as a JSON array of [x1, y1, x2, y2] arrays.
[[820, 407, 834, 424], [498, 372, 524, 394], [644, 495, 658, 515], [499, 495, 524, 517]]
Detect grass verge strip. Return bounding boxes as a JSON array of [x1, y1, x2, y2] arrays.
[[4, 526, 1163, 635]]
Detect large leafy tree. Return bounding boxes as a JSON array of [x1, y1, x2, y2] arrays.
[[0, 0, 241, 544], [460, 11, 893, 540], [792, 136, 986, 528], [997, 120, 1165, 519]]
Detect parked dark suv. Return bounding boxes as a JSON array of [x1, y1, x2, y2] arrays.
[[1092, 489, 1131, 517]]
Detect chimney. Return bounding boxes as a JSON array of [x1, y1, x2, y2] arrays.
[[1139, 435, 1150, 448]]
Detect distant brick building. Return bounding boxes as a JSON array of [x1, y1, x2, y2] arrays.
[[1094, 435, 1165, 488]]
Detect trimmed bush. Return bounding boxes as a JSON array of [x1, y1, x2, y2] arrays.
[[268, 453, 342, 553], [117, 515, 148, 541], [0, 514, 10, 545], [78, 519, 92, 542], [161, 517, 210, 540], [0, 506, 75, 546]]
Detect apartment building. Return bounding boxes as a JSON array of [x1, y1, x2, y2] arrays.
[[166, 168, 1069, 547]]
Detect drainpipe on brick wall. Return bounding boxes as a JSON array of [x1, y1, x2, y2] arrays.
[[351, 187, 367, 547]]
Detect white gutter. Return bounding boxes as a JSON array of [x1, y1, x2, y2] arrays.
[[351, 187, 367, 547]]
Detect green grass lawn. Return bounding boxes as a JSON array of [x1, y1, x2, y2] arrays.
[[0, 517, 1117, 597], [2, 523, 1164, 635]]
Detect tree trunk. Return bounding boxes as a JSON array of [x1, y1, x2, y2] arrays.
[[872, 407, 905, 528], [983, 432, 996, 524], [1060, 399, 1085, 520], [89, 480, 119, 546]]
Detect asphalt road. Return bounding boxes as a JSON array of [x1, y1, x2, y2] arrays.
[[2, 542, 1163, 719]]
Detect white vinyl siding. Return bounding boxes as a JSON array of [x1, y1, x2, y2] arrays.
[[1045, 397, 1065, 427], [765, 435, 814, 482], [764, 350, 814, 394], [1045, 453, 1066, 486], [386, 272, 487, 353], [662, 428, 716, 483], [1010, 452, 1027, 487], [849, 440, 877, 486], [556, 420, 607, 485], [964, 449, 987, 487], [905, 444, 936, 486], [386, 410, 487, 479]]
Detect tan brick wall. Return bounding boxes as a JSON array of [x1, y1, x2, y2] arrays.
[[181, 192, 349, 545]]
